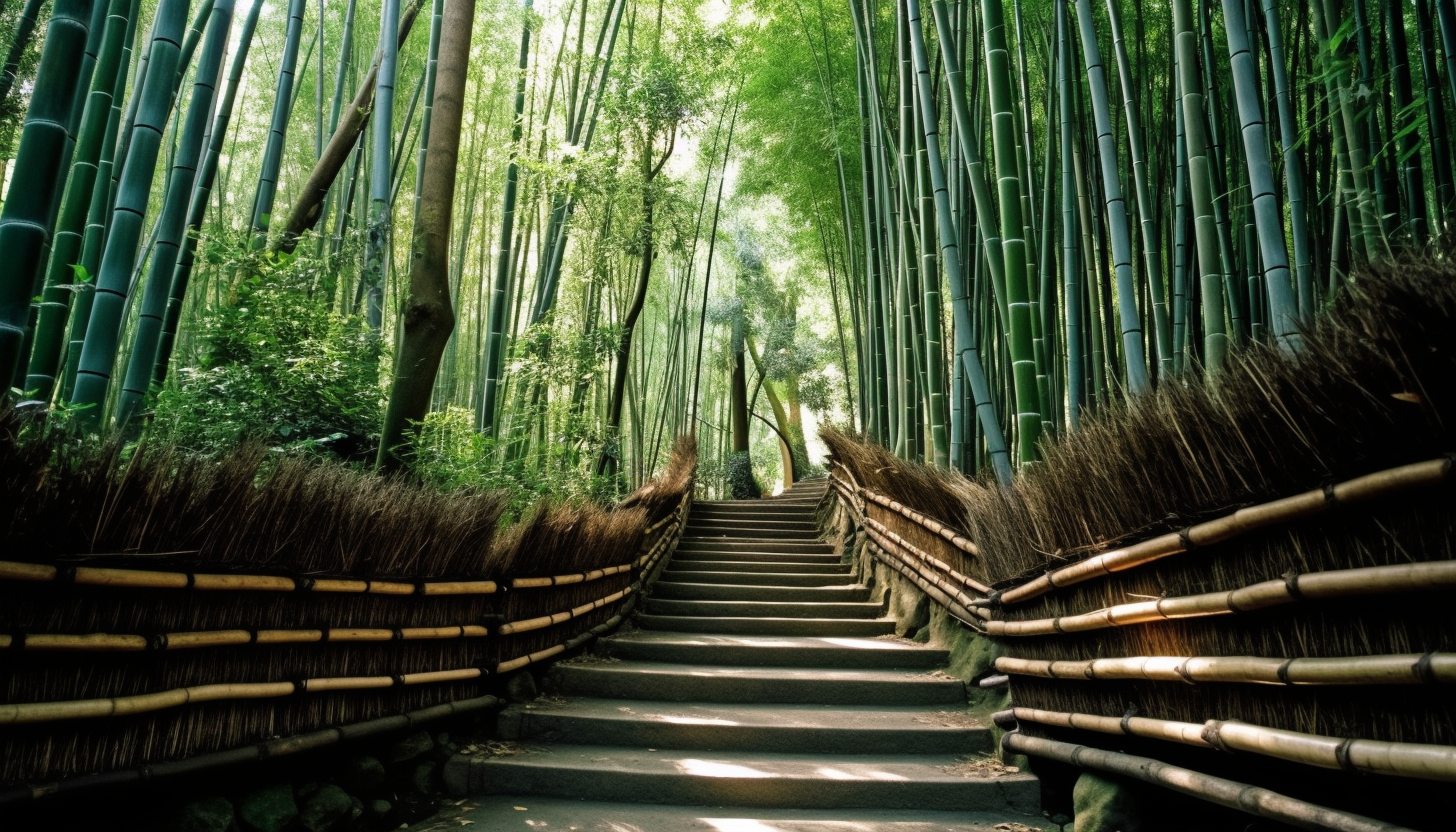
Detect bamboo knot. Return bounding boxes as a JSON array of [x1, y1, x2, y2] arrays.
[[1200, 719, 1233, 753], [1120, 706, 1138, 735], [1414, 651, 1440, 684]]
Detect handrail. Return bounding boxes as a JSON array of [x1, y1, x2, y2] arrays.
[[1005, 706, 1456, 782], [1002, 732, 1422, 832], [995, 653, 1456, 686]]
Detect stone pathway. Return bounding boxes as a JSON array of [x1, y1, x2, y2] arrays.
[[444, 479, 1044, 830]]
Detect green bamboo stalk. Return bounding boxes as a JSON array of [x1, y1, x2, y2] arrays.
[[60, 0, 136, 400], [1105, 0, 1172, 381], [22, 0, 132, 398], [410, 0, 444, 231], [1260, 0, 1314, 321], [0, 0, 47, 116], [906, 0, 1009, 480], [981, 0, 1040, 463], [1313, 0, 1379, 259], [115, 0, 233, 424], [1418, 0, 1456, 227], [478, 0, 533, 434], [153, 0, 264, 387], [0, 0, 97, 389], [173, 0, 215, 92], [1221, 0, 1298, 346], [1386, 0, 1429, 244], [68, 0, 187, 420], [1173, 0, 1228, 373], [1073, 0, 1149, 394], [248, 0, 308, 247], [1057, 0, 1082, 426], [360, 0, 400, 329]]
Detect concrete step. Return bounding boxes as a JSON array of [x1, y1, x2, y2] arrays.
[[687, 516, 820, 529], [658, 569, 854, 586], [691, 503, 819, 517], [496, 699, 991, 754], [682, 528, 824, 541], [672, 550, 843, 564], [550, 660, 963, 705], [635, 615, 898, 637], [448, 796, 1049, 831], [645, 598, 885, 619], [601, 631, 949, 669], [677, 538, 833, 553], [651, 581, 872, 603], [664, 560, 851, 575], [445, 744, 1038, 811]]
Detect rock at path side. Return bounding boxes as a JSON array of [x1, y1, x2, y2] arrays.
[[409, 761, 439, 796], [1073, 771, 1144, 832], [167, 795, 235, 832], [237, 784, 298, 832], [339, 755, 387, 793], [387, 730, 435, 764], [299, 783, 357, 832], [504, 670, 538, 703]]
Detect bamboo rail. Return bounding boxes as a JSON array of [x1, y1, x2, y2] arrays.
[[1003, 733, 1420, 832], [999, 458, 1452, 607], [0, 693, 503, 806], [863, 516, 991, 594], [829, 461, 981, 558], [497, 586, 634, 635], [0, 625, 491, 652], [1006, 706, 1456, 782], [996, 653, 1456, 685], [984, 560, 1456, 636], [863, 539, 985, 630]]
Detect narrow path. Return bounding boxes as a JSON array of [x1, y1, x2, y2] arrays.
[[446, 479, 1041, 830]]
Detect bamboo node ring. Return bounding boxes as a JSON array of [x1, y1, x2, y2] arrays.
[[1176, 527, 1196, 550], [1322, 483, 1338, 505], [292, 679, 309, 695], [1276, 658, 1295, 685], [391, 674, 407, 687], [183, 571, 195, 590], [1175, 659, 1197, 685], [1200, 720, 1232, 753], [149, 633, 168, 651], [1414, 651, 1439, 684], [8, 632, 25, 651], [1280, 569, 1306, 600], [58, 565, 77, 585], [1120, 706, 1138, 735], [392, 628, 406, 641], [1334, 736, 1357, 772]]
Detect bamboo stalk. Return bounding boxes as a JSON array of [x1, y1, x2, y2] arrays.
[[985, 560, 1456, 636], [863, 515, 991, 594], [0, 625, 492, 652], [858, 485, 981, 557], [1004, 733, 1422, 831], [1007, 706, 1456, 783], [1000, 459, 1452, 606], [996, 653, 1456, 686]]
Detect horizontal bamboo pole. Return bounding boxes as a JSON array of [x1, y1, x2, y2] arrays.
[[860, 487, 981, 557], [2, 694, 503, 806], [0, 561, 492, 596], [1008, 705, 1456, 782], [1001, 458, 1452, 606], [863, 515, 991, 594], [1003, 732, 1420, 832], [0, 663, 496, 725], [864, 539, 986, 630], [0, 625, 492, 652], [511, 563, 631, 589], [497, 586, 634, 635], [996, 653, 1456, 685], [863, 527, 990, 619], [985, 560, 1456, 636]]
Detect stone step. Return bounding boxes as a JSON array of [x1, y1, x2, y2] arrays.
[[677, 538, 833, 553], [658, 569, 853, 586], [496, 699, 990, 754], [664, 560, 851, 575], [645, 598, 884, 619], [449, 796, 1048, 831], [445, 744, 1038, 812], [651, 581, 871, 603], [681, 521, 821, 533], [550, 660, 963, 705], [635, 615, 898, 637], [601, 631, 949, 669], [681, 528, 823, 541], [690, 503, 818, 517], [671, 550, 843, 564]]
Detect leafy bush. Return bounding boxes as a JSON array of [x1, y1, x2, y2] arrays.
[[150, 252, 384, 457]]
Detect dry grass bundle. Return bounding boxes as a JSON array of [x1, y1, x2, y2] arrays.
[[618, 435, 698, 520], [824, 258, 1456, 824], [821, 427, 982, 530], [0, 420, 694, 788]]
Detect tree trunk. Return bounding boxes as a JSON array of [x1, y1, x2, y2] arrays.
[[375, 0, 473, 471]]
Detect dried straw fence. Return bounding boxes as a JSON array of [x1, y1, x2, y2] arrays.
[[823, 261, 1456, 832], [0, 421, 696, 802]]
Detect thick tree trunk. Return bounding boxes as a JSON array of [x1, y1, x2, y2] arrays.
[[376, 0, 473, 471]]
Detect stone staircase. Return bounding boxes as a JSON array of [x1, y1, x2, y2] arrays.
[[445, 478, 1042, 830]]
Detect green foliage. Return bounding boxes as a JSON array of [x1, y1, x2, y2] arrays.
[[724, 449, 760, 499], [149, 249, 384, 456]]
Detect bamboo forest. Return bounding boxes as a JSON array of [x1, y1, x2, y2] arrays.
[[2, 0, 1455, 829]]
